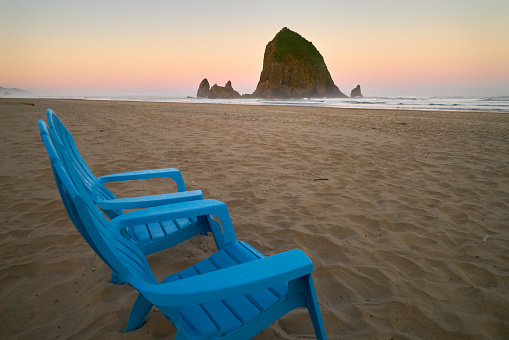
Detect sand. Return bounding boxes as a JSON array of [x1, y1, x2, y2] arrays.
[[0, 98, 508, 339]]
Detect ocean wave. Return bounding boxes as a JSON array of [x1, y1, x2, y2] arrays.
[[33, 95, 509, 113], [480, 96, 509, 102]]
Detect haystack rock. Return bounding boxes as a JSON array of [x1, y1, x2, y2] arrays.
[[197, 78, 210, 98], [252, 27, 346, 99], [208, 80, 242, 99], [351, 85, 363, 97]]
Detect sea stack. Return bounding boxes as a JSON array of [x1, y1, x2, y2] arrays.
[[252, 27, 346, 99], [351, 85, 363, 97], [208, 81, 242, 99], [197, 78, 210, 98]]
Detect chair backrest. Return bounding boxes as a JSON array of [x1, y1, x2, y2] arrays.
[[40, 121, 90, 239], [46, 109, 122, 217], [39, 119, 157, 286], [46, 109, 98, 192]]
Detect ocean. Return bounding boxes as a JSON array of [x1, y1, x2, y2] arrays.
[[38, 95, 509, 113]]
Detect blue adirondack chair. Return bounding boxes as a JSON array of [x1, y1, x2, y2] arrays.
[[44, 111, 211, 254], [46, 108, 202, 220], [39, 120, 214, 284], [48, 153, 327, 339]]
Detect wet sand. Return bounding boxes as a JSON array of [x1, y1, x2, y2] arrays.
[[1, 98, 508, 339]]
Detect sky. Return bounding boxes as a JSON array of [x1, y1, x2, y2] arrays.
[[1, 0, 509, 97]]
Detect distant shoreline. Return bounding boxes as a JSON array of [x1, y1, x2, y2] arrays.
[[3, 95, 508, 113]]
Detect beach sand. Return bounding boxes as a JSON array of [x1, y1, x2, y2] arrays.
[[1, 98, 508, 339]]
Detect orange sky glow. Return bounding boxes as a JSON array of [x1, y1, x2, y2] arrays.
[[1, 0, 508, 97]]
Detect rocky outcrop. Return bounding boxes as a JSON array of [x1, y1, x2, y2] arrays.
[[252, 27, 346, 99], [197, 78, 210, 98], [208, 81, 242, 99], [351, 85, 363, 97]]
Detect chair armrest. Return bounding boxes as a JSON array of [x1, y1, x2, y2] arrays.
[[138, 249, 314, 307], [111, 199, 236, 247], [97, 168, 187, 192], [96, 190, 203, 210]]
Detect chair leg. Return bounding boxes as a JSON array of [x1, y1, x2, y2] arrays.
[[304, 274, 327, 340], [126, 293, 153, 332], [110, 271, 125, 285]]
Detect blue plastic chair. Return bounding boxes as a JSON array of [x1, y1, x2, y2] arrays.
[[48, 155, 327, 339], [39, 120, 214, 284], [46, 108, 202, 218], [44, 111, 208, 254]]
